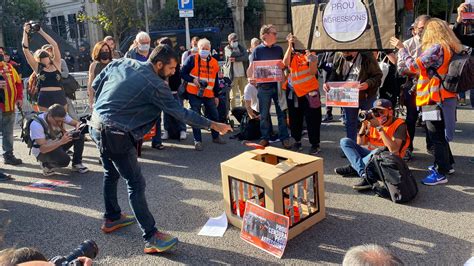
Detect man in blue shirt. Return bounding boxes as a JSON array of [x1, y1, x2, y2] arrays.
[[247, 25, 290, 148], [89, 45, 231, 254]]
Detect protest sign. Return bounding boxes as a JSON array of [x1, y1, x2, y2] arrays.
[[291, 0, 396, 51], [462, 0, 474, 20], [252, 60, 283, 83], [325, 81, 360, 108], [240, 201, 289, 258]]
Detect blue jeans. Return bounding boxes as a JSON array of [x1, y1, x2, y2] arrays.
[[90, 127, 157, 241], [0, 111, 15, 156], [257, 86, 289, 141], [340, 137, 377, 177], [152, 112, 163, 145], [342, 96, 376, 142], [188, 94, 219, 142], [163, 94, 186, 132]]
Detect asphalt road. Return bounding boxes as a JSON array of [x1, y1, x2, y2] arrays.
[[0, 103, 473, 265]]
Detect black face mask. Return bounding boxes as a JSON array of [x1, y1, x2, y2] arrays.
[[99, 51, 111, 61], [344, 55, 354, 61], [0, 54, 4, 62]]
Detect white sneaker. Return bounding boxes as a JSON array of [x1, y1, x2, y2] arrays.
[[41, 165, 57, 177], [72, 163, 89, 174], [162, 130, 169, 140], [180, 131, 187, 140]]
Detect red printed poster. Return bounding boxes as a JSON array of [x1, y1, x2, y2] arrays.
[[27, 179, 69, 191], [240, 201, 290, 258], [325, 81, 360, 108], [252, 60, 284, 83], [462, 0, 474, 19]]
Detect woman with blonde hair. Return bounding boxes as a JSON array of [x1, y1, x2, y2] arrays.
[[22, 23, 67, 111], [87, 41, 112, 109], [391, 18, 463, 186]]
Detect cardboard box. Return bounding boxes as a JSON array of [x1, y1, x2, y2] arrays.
[[221, 147, 325, 239]]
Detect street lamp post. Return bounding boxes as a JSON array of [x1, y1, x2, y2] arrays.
[[227, 0, 249, 47], [0, 0, 5, 48]]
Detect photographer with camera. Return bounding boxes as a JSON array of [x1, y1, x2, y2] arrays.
[[181, 38, 226, 151], [29, 104, 88, 176], [334, 99, 410, 190]]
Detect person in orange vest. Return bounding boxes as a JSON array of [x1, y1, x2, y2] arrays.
[[392, 18, 463, 186], [283, 34, 322, 155], [0, 47, 23, 166], [181, 38, 226, 151], [335, 99, 410, 191]]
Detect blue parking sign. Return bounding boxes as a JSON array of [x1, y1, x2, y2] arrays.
[[177, 0, 193, 10]]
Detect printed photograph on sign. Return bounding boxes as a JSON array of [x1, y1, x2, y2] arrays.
[[252, 60, 284, 83], [322, 0, 369, 43], [240, 201, 290, 258], [461, 0, 474, 20], [325, 81, 360, 107]]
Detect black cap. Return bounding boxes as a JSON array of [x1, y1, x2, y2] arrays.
[[373, 99, 392, 110]]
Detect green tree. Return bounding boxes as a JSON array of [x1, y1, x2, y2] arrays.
[[416, 0, 463, 21]]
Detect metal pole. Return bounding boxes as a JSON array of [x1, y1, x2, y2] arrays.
[[185, 17, 190, 49], [427, 0, 430, 16], [144, 0, 149, 33]]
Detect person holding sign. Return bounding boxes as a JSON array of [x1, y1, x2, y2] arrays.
[[283, 34, 322, 155], [323, 51, 382, 142]]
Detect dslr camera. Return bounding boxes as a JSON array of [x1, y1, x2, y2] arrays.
[[68, 123, 87, 140], [27, 20, 41, 34], [358, 110, 376, 122], [50, 240, 98, 266], [196, 80, 208, 98]]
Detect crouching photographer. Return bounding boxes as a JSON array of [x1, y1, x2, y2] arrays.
[[334, 99, 410, 191], [28, 104, 88, 176]]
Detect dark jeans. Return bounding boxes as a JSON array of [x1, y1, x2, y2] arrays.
[[287, 93, 322, 147], [188, 94, 219, 142], [342, 96, 376, 142], [163, 93, 186, 133], [90, 127, 157, 241], [1, 111, 15, 156], [257, 86, 289, 141], [217, 95, 228, 123], [152, 111, 163, 145], [37, 135, 85, 168], [404, 88, 418, 151], [425, 114, 455, 175], [231, 106, 247, 123]]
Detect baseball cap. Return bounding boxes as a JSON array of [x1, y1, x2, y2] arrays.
[[372, 99, 392, 110]]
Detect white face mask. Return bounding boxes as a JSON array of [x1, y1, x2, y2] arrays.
[[231, 42, 238, 48], [138, 44, 150, 52]]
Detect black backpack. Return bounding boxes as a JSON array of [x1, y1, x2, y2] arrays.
[[368, 149, 418, 204], [237, 113, 261, 141], [432, 46, 474, 94], [20, 112, 51, 154]]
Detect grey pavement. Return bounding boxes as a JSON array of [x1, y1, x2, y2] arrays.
[[0, 104, 473, 265]]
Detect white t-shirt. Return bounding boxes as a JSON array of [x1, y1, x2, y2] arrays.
[[244, 83, 259, 112], [30, 113, 73, 157], [233, 61, 245, 78]]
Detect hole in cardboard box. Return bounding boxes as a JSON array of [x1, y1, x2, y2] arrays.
[[229, 176, 265, 218], [252, 153, 288, 165], [282, 172, 320, 228]]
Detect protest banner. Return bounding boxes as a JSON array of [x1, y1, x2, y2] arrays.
[[325, 81, 360, 108], [240, 201, 289, 258], [291, 0, 396, 51], [252, 60, 284, 83]]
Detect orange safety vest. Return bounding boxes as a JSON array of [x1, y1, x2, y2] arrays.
[[289, 54, 318, 97], [368, 118, 411, 158], [186, 55, 219, 98], [413, 46, 456, 107], [0, 62, 22, 112]]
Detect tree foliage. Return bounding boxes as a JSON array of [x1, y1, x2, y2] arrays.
[[415, 0, 463, 20]]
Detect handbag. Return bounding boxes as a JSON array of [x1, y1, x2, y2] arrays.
[[61, 75, 80, 100], [421, 104, 442, 121]]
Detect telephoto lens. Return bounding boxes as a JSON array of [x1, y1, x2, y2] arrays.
[[28, 21, 41, 33], [50, 240, 98, 266], [358, 110, 374, 122]]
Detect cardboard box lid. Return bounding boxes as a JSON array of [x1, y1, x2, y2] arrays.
[[221, 147, 321, 180]]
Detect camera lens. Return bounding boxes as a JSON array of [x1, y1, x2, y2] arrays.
[[64, 240, 98, 263]]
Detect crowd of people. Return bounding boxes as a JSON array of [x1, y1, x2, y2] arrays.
[[0, 2, 473, 262]]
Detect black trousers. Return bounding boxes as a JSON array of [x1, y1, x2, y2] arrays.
[[287, 94, 322, 147], [37, 135, 85, 168], [425, 116, 455, 175]]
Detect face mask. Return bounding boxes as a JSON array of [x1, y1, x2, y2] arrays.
[[344, 55, 354, 61], [138, 44, 150, 52], [65, 52, 70, 56], [0, 54, 4, 62], [99, 51, 111, 61], [12, 50, 17, 54], [191, 47, 199, 53], [231, 42, 238, 48], [199, 50, 210, 59]]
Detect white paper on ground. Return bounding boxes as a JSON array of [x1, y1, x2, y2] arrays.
[[198, 212, 228, 237]]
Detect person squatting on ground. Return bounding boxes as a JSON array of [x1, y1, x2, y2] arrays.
[[247, 24, 291, 149], [22, 23, 68, 112], [0, 47, 23, 165], [392, 18, 462, 185], [323, 51, 383, 142], [181, 38, 227, 151], [224, 32, 248, 109], [29, 104, 88, 176], [283, 33, 322, 155], [335, 99, 410, 191], [88, 44, 231, 254]]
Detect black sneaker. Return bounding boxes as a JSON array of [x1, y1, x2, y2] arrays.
[[322, 115, 333, 123], [3, 155, 22, 165], [352, 177, 372, 191], [309, 145, 320, 156], [151, 143, 165, 150], [293, 142, 303, 152], [334, 165, 358, 177], [0, 172, 14, 182]]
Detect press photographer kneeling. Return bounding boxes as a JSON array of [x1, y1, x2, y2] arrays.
[[335, 99, 410, 190], [29, 104, 88, 176]]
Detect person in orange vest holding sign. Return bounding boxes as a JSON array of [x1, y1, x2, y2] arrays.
[[181, 38, 226, 151], [335, 99, 410, 191], [0, 47, 23, 166], [392, 18, 463, 186], [283, 34, 322, 155]]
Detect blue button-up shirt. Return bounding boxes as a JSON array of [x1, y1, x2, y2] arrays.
[[92, 58, 211, 140]]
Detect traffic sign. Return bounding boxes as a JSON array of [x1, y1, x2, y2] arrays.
[[178, 0, 193, 10], [179, 9, 194, 18]]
